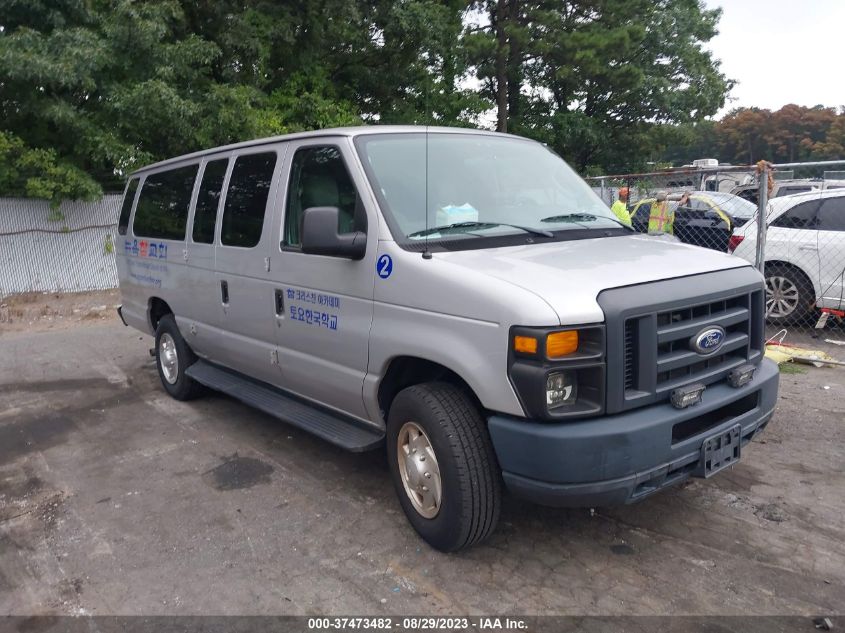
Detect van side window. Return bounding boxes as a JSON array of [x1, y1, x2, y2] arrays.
[[284, 146, 362, 247], [193, 158, 228, 244], [771, 200, 820, 229], [117, 178, 139, 235], [220, 152, 277, 248], [133, 165, 199, 240]]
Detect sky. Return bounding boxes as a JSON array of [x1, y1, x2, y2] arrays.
[[704, 0, 845, 116]]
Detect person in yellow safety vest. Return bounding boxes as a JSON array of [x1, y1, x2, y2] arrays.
[[610, 187, 631, 226], [648, 190, 675, 234]]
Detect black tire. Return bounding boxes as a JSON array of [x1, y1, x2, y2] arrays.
[[764, 264, 816, 325], [386, 382, 501, 552], [154, 314, 203, 400]]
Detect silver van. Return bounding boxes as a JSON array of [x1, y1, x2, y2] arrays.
[[115, 126, 779, 551]]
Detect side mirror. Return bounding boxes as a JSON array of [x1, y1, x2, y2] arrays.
[[300, 206, 366, 260]]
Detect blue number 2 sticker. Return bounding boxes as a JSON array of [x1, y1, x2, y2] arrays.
[[376, 254, 393, 279]]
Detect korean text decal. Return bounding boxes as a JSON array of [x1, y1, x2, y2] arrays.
[[286, 288, 340, 331]]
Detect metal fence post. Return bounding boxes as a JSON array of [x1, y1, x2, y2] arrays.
[[755, 164, 769, 273]]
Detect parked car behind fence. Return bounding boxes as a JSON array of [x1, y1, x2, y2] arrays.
[[730, 189, 845, 325], [628, 192, 757, 252]]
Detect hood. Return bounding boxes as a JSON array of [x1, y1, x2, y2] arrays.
[[436, 233, 752, 324]]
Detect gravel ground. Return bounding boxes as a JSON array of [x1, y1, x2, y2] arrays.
[[0, 293, 843, 617]]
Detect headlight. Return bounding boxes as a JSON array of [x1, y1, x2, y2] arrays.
[[546, 371, 577, 408], [509, 324, 605, 420]]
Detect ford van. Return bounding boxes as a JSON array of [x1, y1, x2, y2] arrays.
[[115, 126, 779, 551]]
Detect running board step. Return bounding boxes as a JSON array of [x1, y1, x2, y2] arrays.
[[185, 360, 384, 452]]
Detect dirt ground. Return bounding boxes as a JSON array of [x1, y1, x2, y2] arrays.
[[0, 289, 122, 333], [0, 291, 844, 617]]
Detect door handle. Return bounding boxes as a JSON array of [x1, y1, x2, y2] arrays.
[[274, 289, 285, 316], [220, 280, 229, 305], [798, 245, 818, 251]]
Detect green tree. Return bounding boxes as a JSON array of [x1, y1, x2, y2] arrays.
[[0, 130, 101, 206], [1, 0, 482, 202], [469, 0, 732, 172]]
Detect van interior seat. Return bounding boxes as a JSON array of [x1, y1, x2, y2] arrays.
[[301, 173, 355, 233]]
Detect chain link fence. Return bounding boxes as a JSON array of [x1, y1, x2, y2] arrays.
[[587, 161, 845, 347]]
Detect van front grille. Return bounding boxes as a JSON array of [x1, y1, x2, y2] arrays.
[[597, 269, 766, 415], [624, 291, 761, 400]]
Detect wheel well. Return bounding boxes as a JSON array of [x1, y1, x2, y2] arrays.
[[377, 357, 482, 420], [148, 297, 173, 331], [764, 260, 817, 294]]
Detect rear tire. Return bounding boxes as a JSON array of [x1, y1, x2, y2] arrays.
[[154, 314, 203, 400], [386, 382, 501, 552], [764, 265, 815, 325]]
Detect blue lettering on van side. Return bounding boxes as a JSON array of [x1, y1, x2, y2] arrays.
[[289, 304, 338, 331], [287, 289, 340, 309], [124, 239, 168, 260]]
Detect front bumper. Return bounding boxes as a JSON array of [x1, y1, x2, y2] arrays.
[[488, 357, 779, 507]]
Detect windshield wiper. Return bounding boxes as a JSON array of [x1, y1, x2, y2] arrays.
[[540, 213, 598, 223], [541, 212, 635, 232], [408, 221, 553, 239]]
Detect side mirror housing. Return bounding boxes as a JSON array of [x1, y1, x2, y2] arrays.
[[300, 206, 366, 260]]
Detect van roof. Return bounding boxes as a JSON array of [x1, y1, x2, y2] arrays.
[[132, 125, 513, 175]]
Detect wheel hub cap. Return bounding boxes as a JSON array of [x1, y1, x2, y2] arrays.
[[765, 276, 799, 317], [159, 333, 179, 385], [397, 422, 442, 519]]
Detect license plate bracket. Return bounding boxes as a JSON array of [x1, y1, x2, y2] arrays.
[[695, 424, 742, 478]]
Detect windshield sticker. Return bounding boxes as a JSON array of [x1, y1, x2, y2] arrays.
[[376, 254, 393, 279], [437, 203, 478, 226]]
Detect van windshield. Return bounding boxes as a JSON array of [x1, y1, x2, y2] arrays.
[[355, 132, 625, 249]]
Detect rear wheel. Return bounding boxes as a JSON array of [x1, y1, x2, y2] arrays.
[[764, 265, 816, 325], [386, 382, 501, 552], [155, 314, 203, 400]]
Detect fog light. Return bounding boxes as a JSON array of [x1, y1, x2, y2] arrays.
[[728, 364, 756, 388], [670, 383, 706, 409], [546, 371, 577, 408]]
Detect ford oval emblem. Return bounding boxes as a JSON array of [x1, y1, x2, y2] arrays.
[[690, 326, 726, 355]]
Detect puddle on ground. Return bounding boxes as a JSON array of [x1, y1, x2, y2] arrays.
[[201, 454, 274, 491]]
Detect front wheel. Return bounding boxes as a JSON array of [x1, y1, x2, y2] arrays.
[[386, 382, 501, 552]]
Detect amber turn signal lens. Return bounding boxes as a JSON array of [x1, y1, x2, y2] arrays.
[[513, 335, 538, 354], [546, 330, 578, 358]]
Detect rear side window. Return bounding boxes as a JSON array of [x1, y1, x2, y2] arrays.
[[133, 165, 199, 240], [816, 197, 845, 231], [771, 200, 820, 229], [776, 186, 813, 197], [284, 146, 362, 247], [220, 152, 277, 248], [117, 178, 139, 235], [193, 158, 229, 244]]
